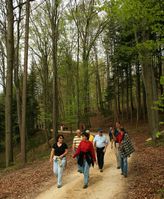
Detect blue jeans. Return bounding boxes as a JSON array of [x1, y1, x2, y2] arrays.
[[120, 156, 128, 175], [53, 157, 66, 186], [79, 159, 90, 185], [114, 143, 121, 167]]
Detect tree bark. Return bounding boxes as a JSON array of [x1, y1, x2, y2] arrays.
[[5, 0, 14, 167], [21, 0, 30, 165], [76, 29, 80, 128], [94, 45, 104, 112], [136, 63, 141, 124], [141, 52, 159, 139], [50, 1, 59, 141]]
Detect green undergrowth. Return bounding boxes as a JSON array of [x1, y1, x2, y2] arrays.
[[145, 135, 164, 147], [0, 131, 75, 172]]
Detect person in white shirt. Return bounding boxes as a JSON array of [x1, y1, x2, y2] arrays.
[[93, 128, 108, 172]]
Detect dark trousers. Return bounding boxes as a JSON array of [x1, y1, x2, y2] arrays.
[[96, 147, 105, 169]]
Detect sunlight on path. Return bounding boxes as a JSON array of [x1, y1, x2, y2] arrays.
[[35, 139, 128, 199]]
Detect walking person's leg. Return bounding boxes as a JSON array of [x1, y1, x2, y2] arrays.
[[96, 148, 101, 169], [123, 157, 128, 177], [99, 148, 105, 171], [53, 159, 58, 177], [57, 157, 66, 188], [120, 156, 124, 175], [114, 143, 121, 168], [83, 160, 90, 188]]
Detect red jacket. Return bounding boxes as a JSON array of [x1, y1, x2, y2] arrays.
[[116, 131, 124, 144], [73, 140, 96, 161]]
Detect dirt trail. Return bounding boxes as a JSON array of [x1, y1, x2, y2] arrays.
[[35, 142, 128, 199]]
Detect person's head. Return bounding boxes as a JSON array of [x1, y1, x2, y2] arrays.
[[76, 129, 81, 137], [82, 132, 89, 140], [109, 126, 113, 131], [85, 129, 90, 135], [98, 128, 103, 136], [57, 134, 64, 143], [115, 121, 121, 129]]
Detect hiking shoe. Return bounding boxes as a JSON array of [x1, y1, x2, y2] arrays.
[[78, 169, 83, 173], [124, 174, 127, 178], [117, 166, 120, 169], [100, 169, 103, 172], [121, 172, 124, 175], [83, 184, 88, 189], [57, 185, 62, 188]]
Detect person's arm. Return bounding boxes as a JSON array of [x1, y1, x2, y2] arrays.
[[49, 148, 55, 163], [93, 137, 97, 149], [103, 137, 108, 153], [59, 148, 68, 159], [90, 142, 96, 161], [73, 141, 81, 158], [112, 129, 117, 141], [72, 142, 75, 152]]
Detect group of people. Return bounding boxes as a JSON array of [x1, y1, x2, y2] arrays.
[[49, 122, 135, 189]]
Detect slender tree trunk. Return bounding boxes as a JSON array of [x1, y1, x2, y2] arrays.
[[113, 75, 118, 121], [106, 50, 110, 110], [15, 0, 22, 140], [125, 67, 129, 119], [121, 71, 124, 121], [94, 45, 103, 112], [141, 81, 147, 120], [136, 62, 141, 124], [117, 77, 121, 114], [51, 1, 59, 141], [158, 48, 163, 94], [129, 65, 133, 122], [0, 41, 6, 93], [21, 0, 30, 165], [5, 0, 14, 167], [76, 29, 80, 128], [83, 50, 90, 128]]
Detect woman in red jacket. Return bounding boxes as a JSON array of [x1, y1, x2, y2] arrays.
[[73, 132, 96, 188]]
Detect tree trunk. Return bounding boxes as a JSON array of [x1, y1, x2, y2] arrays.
[[76, 29, 80, 128], [121, 71, 124, 121], [21, 0, 30, 165], [14, 0, 22, 141], [94, 45, 104, 112], [125, 67, 129, 119], [0, 40, 6, 93], [129, 65, 133, 122], [113, 75, 118, 121], [141, 52, 159, 139], [136, 63, 141, 124], [51, 1, 59, 141], [83, 55, 90, 128], [5, 0, 14, 167]]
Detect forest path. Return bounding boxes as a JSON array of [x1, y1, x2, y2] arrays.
[[35, 142, 128, 199]]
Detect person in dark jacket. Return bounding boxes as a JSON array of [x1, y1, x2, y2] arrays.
[[73, 132, 96, 189]]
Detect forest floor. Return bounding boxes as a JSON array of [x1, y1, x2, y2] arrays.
[[0, 124, 164, 199]]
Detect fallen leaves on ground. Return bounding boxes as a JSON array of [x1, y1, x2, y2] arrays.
[[127, 126, 164, 199], [0, 148, 76, 199]]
